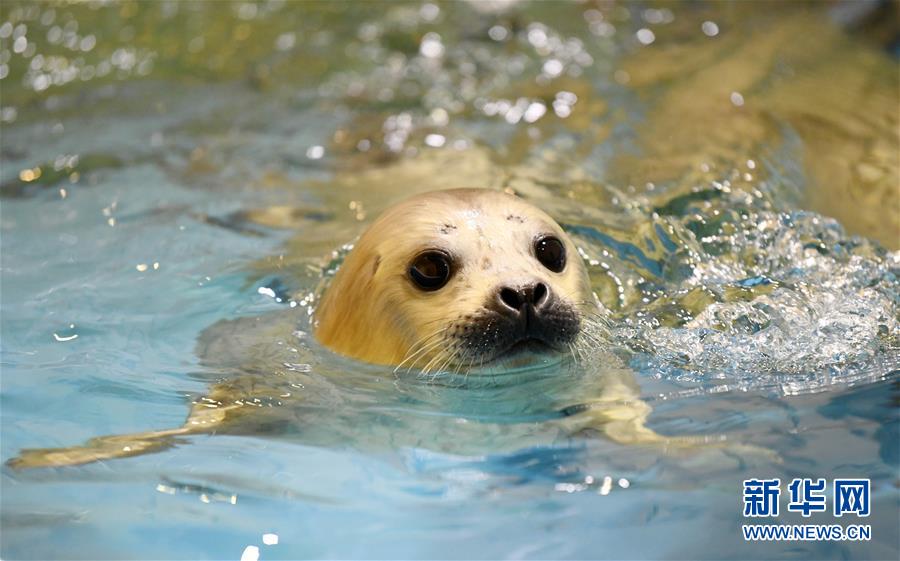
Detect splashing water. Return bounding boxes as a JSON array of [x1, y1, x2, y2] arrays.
[[566, 164, 898, 397]]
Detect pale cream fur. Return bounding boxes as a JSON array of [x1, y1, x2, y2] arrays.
[[314, 188, 592, 367]]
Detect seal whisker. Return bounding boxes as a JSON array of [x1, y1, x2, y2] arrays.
[[567, 342, 581, 367], [398, 337, 449, 375], [397, 335, 443, 370], [451, 353, 466, 381], [394, 327, 450, 374], [574, 333, 591, 358], [429, 347, 462, 383], [419, 348, 453, 381], [418, 352, 443, 379], [474, 352, 484, 381], [577, 328, 607, 349], [433, 351, 458, 382]]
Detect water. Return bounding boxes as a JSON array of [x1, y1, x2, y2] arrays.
[[1, 1, 898, 559]]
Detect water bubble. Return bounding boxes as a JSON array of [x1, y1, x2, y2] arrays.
[[240, 546, 259, 561], [79, 34, 95, 51], [236, 3, 258, 20], [429, 107, 448, 126], [357, 23, 379, 42], [599, 476, 613, 495], [19, 167, 41, 181], [702, 21, 720, 37], [420, 3, 440, 22], [42, 72, 60, 88], [523, 101, 546, 123], [552, 100, 571, 118], [636, 28, 655, 45], [642, 9, 666, 24], [542, 59, 563, 77], [527, 25, 548, 49], [419, 32, 444, 58], [584, 9, 603, 23], [275, 32, 295, 51], [503, 98, 528, 124], [556, 90, 577, 105], [590, 21, 616, 37], [424, 133, 445, 147], [488, 25, 508, 41]]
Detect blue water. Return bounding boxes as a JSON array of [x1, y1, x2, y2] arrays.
[[2, 2, 899, 560]]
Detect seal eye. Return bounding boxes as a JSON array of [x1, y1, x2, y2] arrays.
[[409, 251, 452, 291], [534, 236, 566, 273]]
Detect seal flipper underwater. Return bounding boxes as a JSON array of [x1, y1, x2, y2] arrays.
[[7, 309, 306, 469], [2, 370, 672, 469]]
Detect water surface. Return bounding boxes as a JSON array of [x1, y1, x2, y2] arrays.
[[1, 1, 898, 559]]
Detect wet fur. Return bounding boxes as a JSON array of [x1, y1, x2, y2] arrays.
[[315, 189, 594, 371]]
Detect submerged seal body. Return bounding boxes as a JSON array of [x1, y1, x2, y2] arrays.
[[9, 188, 688, 469], [315, 188, 595, 370]]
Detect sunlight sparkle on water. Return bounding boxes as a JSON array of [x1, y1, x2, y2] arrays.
[[240, 546, 259, 561], [419, 32, 444, 58], [424, 133, 446, 147], [488, 25, 508, 41], [702, 21, 720, 37], [636, 28, 655, 45]]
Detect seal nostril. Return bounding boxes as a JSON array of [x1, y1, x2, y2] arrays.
[[499, 287, 523, 311], [533, 282, 548, 306]]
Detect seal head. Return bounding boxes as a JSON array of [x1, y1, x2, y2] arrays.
[[314, 189, 595, 372]]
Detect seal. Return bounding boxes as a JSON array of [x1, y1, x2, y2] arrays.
[[314, 188, 596, 371], [7, 188, 697, 469]]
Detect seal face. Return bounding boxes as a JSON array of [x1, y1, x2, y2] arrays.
[[442, 241, 582, 365], [314, 188, 596, 372]]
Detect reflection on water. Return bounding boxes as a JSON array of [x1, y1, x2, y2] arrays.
[[1, 1, 898, 560]]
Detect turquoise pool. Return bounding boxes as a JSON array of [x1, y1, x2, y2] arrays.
[[1, 1, 898, 559]]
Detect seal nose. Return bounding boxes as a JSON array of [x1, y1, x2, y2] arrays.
[[498, 282, 549, 314]]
